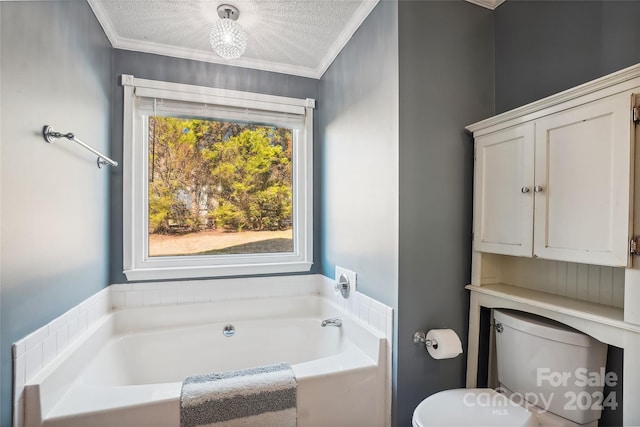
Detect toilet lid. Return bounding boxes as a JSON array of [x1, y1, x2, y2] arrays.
[[412, 389, 538, 427]]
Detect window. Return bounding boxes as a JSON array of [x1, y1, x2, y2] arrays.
[[121, 75, 314, 280]]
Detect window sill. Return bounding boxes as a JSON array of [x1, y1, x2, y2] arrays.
[[123, 261, 314, 281]]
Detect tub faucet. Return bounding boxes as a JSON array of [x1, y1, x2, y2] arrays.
[[321, 317, 342, 327]]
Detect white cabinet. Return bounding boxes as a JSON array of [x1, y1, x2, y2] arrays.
[[533, 93, 633, 266], [472, 91, 635, 267], [473, 123, 534, 257], [466, 65, 640, 427]]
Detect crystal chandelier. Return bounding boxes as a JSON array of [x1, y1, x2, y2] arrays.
[[210, 4, 247, 60]]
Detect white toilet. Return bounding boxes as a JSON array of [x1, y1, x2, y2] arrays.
[[413, 309, 608, 427]]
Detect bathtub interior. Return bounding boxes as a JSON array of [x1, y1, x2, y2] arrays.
[[81, 317, 351, 386], [24, 295, 387, 427]]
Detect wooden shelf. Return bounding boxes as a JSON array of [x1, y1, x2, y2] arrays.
[[466, 283, 640, 333]]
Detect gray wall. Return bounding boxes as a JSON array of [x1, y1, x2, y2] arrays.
[[0, 1, 112, 426], [396, 2, 494, 426], [318, 2, 399, 423], [318, 0, 399, 309], [109, 50, 320, 284], [495, 0, 640, 113], [494, 3, 640, 424], [319, 1, 493, 425]]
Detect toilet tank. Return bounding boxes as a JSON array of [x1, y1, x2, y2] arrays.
[[494, 309, 608, 425]]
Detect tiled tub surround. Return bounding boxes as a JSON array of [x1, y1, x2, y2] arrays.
[[13, 274, 393, 427]]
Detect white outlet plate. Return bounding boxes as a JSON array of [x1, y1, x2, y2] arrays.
[[335, 266, 357, 294]]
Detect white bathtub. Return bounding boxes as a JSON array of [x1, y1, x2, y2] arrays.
[[24, 295, 386, 427]]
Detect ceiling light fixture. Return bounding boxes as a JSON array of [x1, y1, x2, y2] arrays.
[[210, 4, 247, 60]]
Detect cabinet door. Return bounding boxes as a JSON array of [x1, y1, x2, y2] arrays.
[[534, 92, 633, 266], [474, 123, 535, 256]]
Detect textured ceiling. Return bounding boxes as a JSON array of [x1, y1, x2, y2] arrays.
[[88, 0, 380, 78]]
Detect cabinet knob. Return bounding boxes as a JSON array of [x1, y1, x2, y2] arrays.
[[521, 186, 530, 193], [534, 185, 544, 193]]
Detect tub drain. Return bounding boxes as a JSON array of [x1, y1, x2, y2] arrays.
[[222, 324, 235, 337]]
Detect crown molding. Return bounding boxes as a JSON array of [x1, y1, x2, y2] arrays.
[[87, 0, 119, 47], [88, 0, 380, 80], [465, 0, 506, 10], [317, 0, 380, 78], [114, 37, 322, 79]]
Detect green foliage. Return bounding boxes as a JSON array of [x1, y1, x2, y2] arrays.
[[147, 117, 293, 234], [205, 128, 292, 231], [148, 116, 204, 233], [214, 202, 248, 231], [249, 185, 292, 230], [148, 188, 173, 234]]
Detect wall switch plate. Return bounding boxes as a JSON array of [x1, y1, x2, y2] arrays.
[[335, 266, 357, 293]]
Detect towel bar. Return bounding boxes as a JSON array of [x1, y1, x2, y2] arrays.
[[43, 125, 118, 169]]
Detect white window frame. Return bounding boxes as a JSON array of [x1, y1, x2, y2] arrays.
[[121, 75, 314, 281]]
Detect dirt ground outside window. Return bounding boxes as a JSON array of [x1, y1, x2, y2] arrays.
[[148, 229, 293, 257]]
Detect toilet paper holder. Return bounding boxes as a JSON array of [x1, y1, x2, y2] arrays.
[[413, 331, 438, 349]]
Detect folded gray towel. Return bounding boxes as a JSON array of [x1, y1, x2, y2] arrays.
[[180, 363, 297, 427]]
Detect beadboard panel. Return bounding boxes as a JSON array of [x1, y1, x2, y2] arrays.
[[498, 256, 625, 308]]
